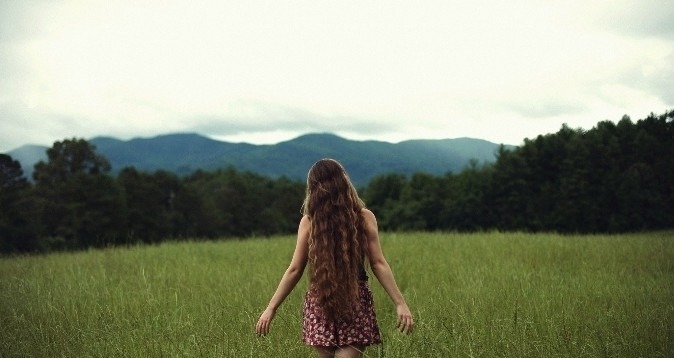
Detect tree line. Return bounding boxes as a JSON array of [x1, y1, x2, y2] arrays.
[[1, 111, 672, 254]]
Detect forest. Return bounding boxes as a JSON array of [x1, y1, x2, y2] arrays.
[[1, 111, 672, 253]]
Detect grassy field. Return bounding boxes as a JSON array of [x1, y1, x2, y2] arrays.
[[1, 231, 672, 357]]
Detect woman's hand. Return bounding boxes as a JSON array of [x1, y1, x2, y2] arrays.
[[396, 303, 414, 334], [255, 307, 276, 336]]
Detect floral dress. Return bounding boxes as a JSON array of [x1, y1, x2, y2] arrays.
[[302, 281, 382, 347]]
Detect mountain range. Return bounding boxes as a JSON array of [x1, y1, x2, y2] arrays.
[[7, 133, 512, 185]]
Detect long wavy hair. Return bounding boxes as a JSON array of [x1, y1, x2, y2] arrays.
[[302, 158, 366, 322]]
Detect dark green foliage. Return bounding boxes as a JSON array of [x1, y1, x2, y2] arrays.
[[362, 173, 407, 230], [440, 160, 494, 231], [0, 154, 28, 193], [179, 168, 304, 238], [33, 138, 111, 183], [31, 138, 124, 250], [115, 166, 305, 243], [1, 111, 672, 253], [364, 110, 673, 234], [0, 154, 39, 252], [117, 168, 180, 243]]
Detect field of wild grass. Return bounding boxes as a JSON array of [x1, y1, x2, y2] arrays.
[[1, 231, 672, 357]]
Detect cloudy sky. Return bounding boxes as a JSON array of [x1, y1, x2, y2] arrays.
[[1, 0, 672, 153]]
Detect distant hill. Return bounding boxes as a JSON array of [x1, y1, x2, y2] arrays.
[[7, 133, 512, 185]]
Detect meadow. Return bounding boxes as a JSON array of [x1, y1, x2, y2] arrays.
[[1, 231, 672, 357]]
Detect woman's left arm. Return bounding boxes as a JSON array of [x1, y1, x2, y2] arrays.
[[255, 215, 310, 336]]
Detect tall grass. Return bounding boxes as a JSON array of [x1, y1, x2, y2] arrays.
[[1, 231, 672, 357]]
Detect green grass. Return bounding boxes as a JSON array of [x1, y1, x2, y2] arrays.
[[1, 232, 673, 357]]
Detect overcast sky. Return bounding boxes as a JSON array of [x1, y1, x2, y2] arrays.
[[1, 0, 672, 153]]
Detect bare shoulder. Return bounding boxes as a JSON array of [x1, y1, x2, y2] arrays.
[[298, 215, 311, 232], [360, 208, 376, 221], [294, 215, 311, 250], [360, 208, 378, 233]]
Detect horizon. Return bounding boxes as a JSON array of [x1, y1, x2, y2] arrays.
[[5, 129, 518, 153]]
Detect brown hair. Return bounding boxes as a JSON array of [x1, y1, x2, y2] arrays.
[[302, 158, 366, 322]]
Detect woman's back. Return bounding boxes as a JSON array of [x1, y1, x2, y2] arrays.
[[303, 159, 367, 322], [256, 159, 413, 358]]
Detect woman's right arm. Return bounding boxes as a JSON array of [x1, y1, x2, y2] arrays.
[[255, 215, 310, 336], [362, 208, 414, 334]]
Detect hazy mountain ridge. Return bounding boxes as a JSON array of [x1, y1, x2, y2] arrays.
[[7, 133, 512, 185]]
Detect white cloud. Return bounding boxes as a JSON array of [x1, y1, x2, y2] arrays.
[[1, 0, 672, 152]]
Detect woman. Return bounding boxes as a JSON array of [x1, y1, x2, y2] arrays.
[[256, 158, 414, 357]]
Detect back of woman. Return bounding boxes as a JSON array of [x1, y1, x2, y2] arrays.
[[256, 159, 413, 358], [302, 159, 381, 352]]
